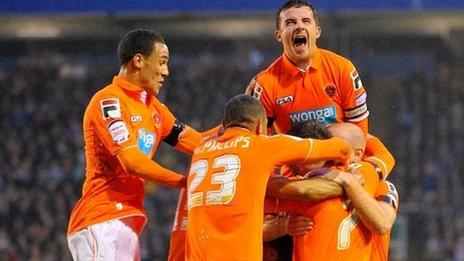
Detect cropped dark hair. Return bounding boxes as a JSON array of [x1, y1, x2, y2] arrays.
[[276, 0, 319, 29], [117, 29, 165, 66], [288, 121, 331, 139], [223, 94, 265, 129]]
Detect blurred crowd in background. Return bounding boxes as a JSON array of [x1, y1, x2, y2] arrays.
[[0, 38, 463, 260]]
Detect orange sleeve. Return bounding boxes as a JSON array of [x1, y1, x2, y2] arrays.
[[304, 137, 352, 166], [254, 74, 276, 120], [117, 147, 186, 188], [374, 181, 388, 198], [168, 189, 188, 261], [339, 61, 369, 133], [175, 126, 203, 155], [351, 161, 380, 196], [264, 135, 351, 167], [374, 181, 399, 211], [364, 135, 396, 179], [89, 96, 138, 155], [175, 125, 222, 155]]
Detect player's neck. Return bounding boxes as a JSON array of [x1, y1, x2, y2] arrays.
[[118, 67, 140, 87], [295, 60, 310, 71], [286, 55, 311, 72]]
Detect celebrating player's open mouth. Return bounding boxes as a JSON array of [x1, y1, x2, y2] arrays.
[[293, 34, 308, 53]]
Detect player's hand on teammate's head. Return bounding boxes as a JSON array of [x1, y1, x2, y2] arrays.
[[310, 168, 345, 185]]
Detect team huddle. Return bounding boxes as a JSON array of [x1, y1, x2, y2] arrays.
[[66, 1, 399, 260]]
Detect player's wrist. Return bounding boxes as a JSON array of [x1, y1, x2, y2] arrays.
[[331, 170, 348, 186]]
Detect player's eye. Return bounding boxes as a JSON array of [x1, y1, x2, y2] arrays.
[[286, 20, 296, 26], [302, 18, 312, 24]]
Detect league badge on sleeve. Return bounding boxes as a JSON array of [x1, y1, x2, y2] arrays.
[[350, 69, 363, 91], [101, 98, 122, 120], [108, 120, 129, 144]]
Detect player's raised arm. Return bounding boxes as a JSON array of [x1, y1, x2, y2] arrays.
[[334, 173, 397, 235], [264, 134, 351, 169]]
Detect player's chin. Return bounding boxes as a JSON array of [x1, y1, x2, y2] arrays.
[[149, 85, 161, 96]]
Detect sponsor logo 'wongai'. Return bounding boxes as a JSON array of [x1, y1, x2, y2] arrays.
[[289, 105, 337, 125]]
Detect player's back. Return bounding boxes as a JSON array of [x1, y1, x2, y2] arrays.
[[290, 162, 379, 261], [293, 197, 373, 261], [186, 127, 317, 260], [187, 127, 277, 260]]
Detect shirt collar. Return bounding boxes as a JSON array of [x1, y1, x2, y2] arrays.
[[113, 76, 150, 104], [221, 126, 254, 138], [113, 76, 145, 93], [310, 48, 322, 71], [281, 48, 322, 76]]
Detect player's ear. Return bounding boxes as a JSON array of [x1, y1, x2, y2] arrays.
[[132, 53, 144, 69], [256, 118, 268, 135], [354, 148, 364, 163], [275, 30, 282, 42], [255, 119, 263, 135], [315, 25, 321, 39]]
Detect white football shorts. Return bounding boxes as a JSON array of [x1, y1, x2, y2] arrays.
[[67, 217, 141, 261]]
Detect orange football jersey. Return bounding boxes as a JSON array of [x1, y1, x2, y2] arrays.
[[68, 76, 201, 236], [186, 127, 351, 260], [265, 162, 379, 261], [168, 188, 188, 261], [251, 48, 369, 134]]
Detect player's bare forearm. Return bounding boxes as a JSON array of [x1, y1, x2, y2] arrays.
[[266, 176, 343, 202], [338, 172, 392, 235], [117, 147, 186, 188]]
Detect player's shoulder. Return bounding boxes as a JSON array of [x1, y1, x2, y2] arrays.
[[352, 161, 377, 172], [259, 134, 306, 144], [318, 48, 354, 68], [85, 83, 122, 118], [256, 55, 285, 81], [89, 83, 120, 103], [376, 180, 399, 209]]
